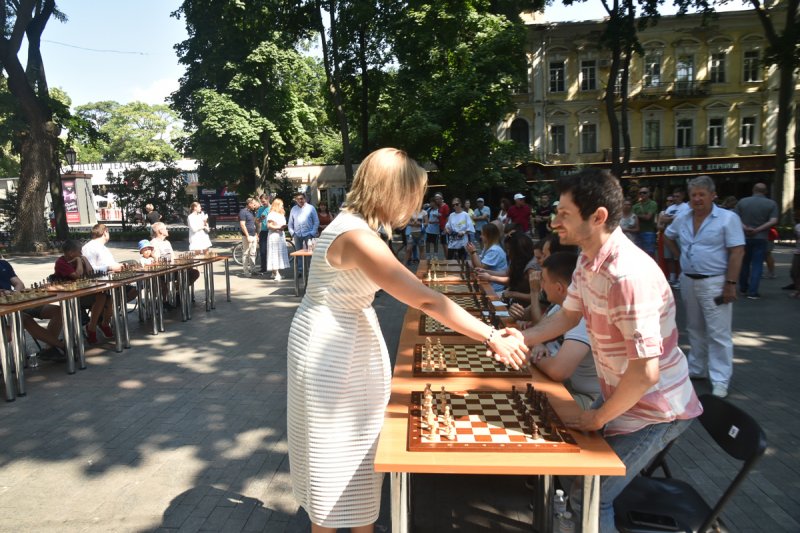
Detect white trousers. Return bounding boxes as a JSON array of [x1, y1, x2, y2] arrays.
[[242, 234, 258, 274], [679, 273, 734, 387]]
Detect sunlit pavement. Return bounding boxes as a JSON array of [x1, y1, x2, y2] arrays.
[[0, 243, 796, 532]]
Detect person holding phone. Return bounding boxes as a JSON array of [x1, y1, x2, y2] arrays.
[[664, 175, 745, 398]]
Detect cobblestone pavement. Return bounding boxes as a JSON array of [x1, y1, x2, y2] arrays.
[[0, 242, 797, 532]]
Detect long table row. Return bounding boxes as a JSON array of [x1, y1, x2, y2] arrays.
[[374, 259, 624, 533], [0, 256, 232, 402]]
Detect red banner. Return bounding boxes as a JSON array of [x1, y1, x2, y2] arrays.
[[62, 180, 80, 224]]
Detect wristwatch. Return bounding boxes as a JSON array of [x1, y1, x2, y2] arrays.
[[725, 280, 737, 285]]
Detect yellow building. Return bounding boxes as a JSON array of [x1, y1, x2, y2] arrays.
[[505, 7, 799, 196]]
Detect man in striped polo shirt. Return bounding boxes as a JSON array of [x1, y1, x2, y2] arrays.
[[515, 169, 703, 532]]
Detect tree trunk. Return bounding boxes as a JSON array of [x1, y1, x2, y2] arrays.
[[620, 42, 633, 174], [15, 124, 57, 251], [318, 0, 354, 188], [49, 170, 69, 238], [604, 45, 622, 178], [773, 55, 796, 225], [357, 25, 369, 158]]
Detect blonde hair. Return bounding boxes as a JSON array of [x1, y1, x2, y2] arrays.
[[343, 147, 427, 231], [270, 198, 285, 215]]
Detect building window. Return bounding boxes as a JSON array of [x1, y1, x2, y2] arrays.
[[644, 53, 661, 87], [744, 51, 760, 82], [510, 118, 530, 148], [677, 119, 693, 148], [549, 61, 565, 92], [644, 120, 660, 150], [740, 116, 757, 146], [710, 53, 726, 83], [580, 124, 597, 153], [676, 56, 694, 91], [580, 60, 596, 91], [708, 117, 725, 148], [550, 124, 566, 154]]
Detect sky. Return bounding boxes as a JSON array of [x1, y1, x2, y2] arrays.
[[35, 0, 751, 109]]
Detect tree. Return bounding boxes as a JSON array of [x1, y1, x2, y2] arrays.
[[375, 0, 529, 190], [73, 100, 183, 163], [171, 0, 324, 195], [0, 0, 69, 249], [743, 0, 797, 224], [106, 163, 189, 230]]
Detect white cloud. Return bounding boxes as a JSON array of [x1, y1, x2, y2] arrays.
[[129, 77, 180, 105]]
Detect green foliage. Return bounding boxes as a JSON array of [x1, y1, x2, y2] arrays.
[[106, 163, 190, 229], [374, 0, 528, 190], [73, 101, 183, 163], [171, 1, 325, 193]]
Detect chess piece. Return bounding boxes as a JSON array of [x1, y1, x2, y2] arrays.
[[438, 386, 447, 412], [424, 383, 433, 399]]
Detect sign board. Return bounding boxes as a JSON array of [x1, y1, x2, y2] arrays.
[[62, 180, 80, 224]]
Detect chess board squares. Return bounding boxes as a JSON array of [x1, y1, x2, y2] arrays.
[[413, 343, 527, 377]]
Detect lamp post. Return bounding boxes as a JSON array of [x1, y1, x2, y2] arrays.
[[65, 147, 76, 171]]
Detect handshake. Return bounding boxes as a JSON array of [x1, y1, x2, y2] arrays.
[[484, 327, 530, 370]]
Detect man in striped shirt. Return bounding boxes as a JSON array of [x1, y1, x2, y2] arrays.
[[514, 169, 702, 532]]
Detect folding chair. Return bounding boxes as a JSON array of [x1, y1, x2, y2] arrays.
[[613, 394, 767, 533]]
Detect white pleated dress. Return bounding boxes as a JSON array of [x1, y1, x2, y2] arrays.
[[287, 212, 391, 528]]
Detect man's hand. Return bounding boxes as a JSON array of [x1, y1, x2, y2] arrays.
[[722, 283, 738, 303], [508, 302, 527, 320], [528, 343, 548, 365], [487, 328, 529, 370], [564, 409, 604, 432]]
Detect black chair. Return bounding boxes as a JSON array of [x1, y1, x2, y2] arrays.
[[613, 394, 767, 533]]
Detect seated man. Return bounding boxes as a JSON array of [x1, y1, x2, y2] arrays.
[[527, 252, 600, 410], [82, 223, 138, 303], [54, 240, 113, 344], [0, 260, 65, 360]]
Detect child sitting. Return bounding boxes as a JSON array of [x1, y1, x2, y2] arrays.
[[138, 239, 155, 266]]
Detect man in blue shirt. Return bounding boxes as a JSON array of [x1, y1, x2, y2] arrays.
[[471, 198, 491, 245], [288, 193, 319, 271], [664, 175, 745, 398], [256, 193, 272, 276], [0, 260, 66, 359], [238, 197, 260, 276]]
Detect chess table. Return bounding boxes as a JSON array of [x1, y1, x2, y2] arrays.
[[412, 342, 529, 378], [376, 266, 624, 533]]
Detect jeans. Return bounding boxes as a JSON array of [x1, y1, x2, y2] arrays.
[[680, 274, 733, 386], [258, 230, 269, 272], [739, 238, 767, 296], [242, 234, 258, 274], [569, 406, 695, 533], [637, 232, 657, 257]]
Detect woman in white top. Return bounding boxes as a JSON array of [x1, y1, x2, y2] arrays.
[[286, 148, 529, 533], [444, 197, 474, 260], [619, 199, 640, 242], [187, 202, 212, 252], [266, 199, 290, 280]]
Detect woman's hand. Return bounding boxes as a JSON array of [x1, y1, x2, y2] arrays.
[[508, 302, 528, 320], [465, 242, 476, 254], [477, 272, 492, 282], [487, 328, 529, 369]]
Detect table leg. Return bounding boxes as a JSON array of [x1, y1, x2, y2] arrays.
[[136, 281, 145, 323], [293, 254, 300, 297], [0, 320, 15, 401], [531, 475, 555, 533], [110, 287, 123, 353], [120, 286, 131, 349], [390, 472, 411, 533], [224, 259, 230, 302], [71, 298, 86, 370], [179, 271, 188, 323], [155, 277, 165, 332], [582, 475, 600, 533], [60, 301, 76, 375], [147, 278, 158, 335], [204, 264, 211, 312], [303, 256, 309, 294], [210, 262, 217, 309], [10, 312, 25, 396]]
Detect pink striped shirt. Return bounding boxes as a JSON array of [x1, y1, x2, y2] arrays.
[[563, 227, 702, 436]]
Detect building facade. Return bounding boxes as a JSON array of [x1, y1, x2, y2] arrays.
[[504, 7, 799, 198]]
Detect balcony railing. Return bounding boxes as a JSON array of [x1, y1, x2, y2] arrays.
[[634, 80, 710, 97], [603, 145, 710, 161]]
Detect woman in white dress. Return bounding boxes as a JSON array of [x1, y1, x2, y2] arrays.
[[286, 148, 529, 533], [266, 198, 289, 280], [187, 202, 212, 252]]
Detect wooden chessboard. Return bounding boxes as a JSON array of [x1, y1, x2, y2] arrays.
[[419, 313, 496, 335], [45, 280, 106, 292], [446, 294, 483, 309], [413, 343, 529, 377], [426, 283, 479, 294], [408, 386, 579, 452], [0, 290, 52, 306]]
